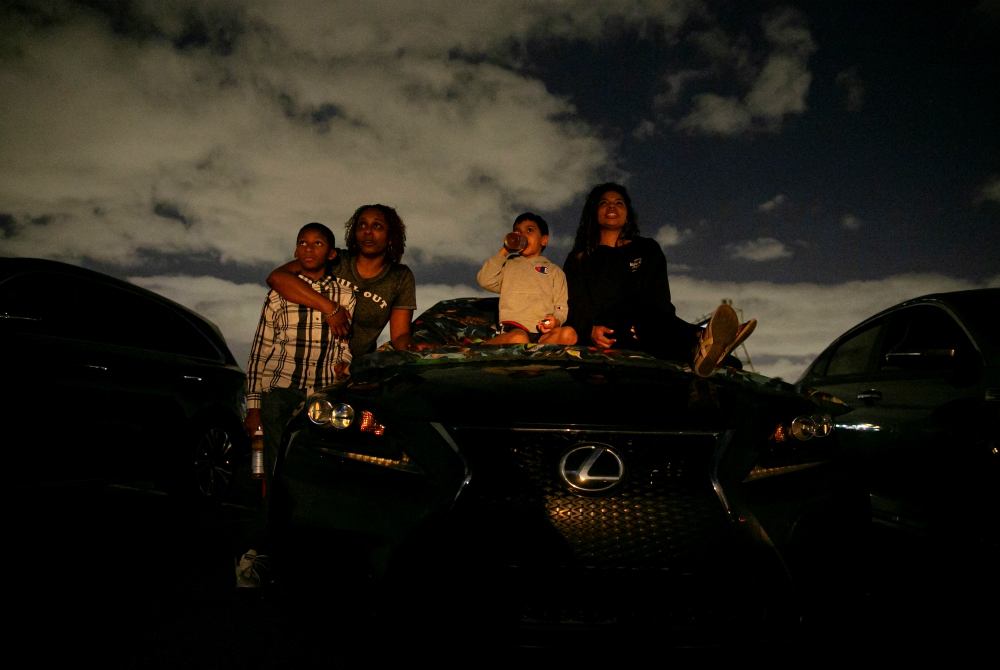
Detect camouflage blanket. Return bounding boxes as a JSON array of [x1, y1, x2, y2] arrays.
[[347, 297, 803, 398]]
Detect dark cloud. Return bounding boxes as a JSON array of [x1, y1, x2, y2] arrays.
[[0, 213, 16, 238], [835, 67, 864, 111], [153, 202, 191, 228]]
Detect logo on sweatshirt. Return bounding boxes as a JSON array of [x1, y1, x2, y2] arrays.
[[630, 258, 642, 272], [534, 266, 548, 274]]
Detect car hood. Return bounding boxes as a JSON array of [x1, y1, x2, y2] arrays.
[[321, 345, 832, 430]]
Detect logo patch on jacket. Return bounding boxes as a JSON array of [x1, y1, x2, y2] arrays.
[[534, 266, 548, 274], [630, 258, 642, 272]]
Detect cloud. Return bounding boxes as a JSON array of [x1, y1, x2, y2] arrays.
[[835, 67, 865, 111], [676, 8, 815, 136], [654, 224, 693, 247], [1, 1, 708, 268], [840, 214, 861, 230], [757, 193, 787, 212], [632, 118, 657, 142], [980, 176, 1000, 203], [726, 237, 792, 261], [668, 273, 994, 380]]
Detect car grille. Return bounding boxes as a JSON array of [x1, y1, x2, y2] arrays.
[[447, 427, 733, 568], [427, 427, 760, 629]]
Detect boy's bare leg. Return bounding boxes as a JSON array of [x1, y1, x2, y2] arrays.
[[538, 326, 577, 345], [484, 329, 531, 344]]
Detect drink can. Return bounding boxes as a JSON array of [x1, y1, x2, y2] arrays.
[[251, 428, 265, 479]]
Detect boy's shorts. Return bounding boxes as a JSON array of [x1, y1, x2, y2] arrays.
[[500, 321, 542, 343]]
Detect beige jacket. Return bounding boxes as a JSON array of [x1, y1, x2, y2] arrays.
[[476, 252, 568, 333]]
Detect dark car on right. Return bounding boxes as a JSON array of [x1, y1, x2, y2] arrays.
[[796, 288, 999, 544]]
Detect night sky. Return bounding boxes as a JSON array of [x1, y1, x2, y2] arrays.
[[2, 0, 997, 379]]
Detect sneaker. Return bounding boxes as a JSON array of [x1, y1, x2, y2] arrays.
[[720, 319, 757, 364], [693, 304, 739, 377], [235, 549, 269, 589]]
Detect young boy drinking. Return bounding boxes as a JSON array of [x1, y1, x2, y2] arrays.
[[238, 222, 355, 588], [477, 213, 577, 345]]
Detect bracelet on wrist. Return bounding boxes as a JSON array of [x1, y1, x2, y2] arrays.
[[324, 305, 341, 318]]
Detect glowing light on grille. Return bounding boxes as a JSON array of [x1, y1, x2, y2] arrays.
[[360, 410, 386, 435], [342, 451, 411, 468]]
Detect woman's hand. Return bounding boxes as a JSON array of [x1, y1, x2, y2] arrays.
[[591, 325, 616, 348], [537, 315, 559, 334], [325, 307, 351, 338]]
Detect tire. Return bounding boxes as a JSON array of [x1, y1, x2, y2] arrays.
[[190, 423, 236, 501]]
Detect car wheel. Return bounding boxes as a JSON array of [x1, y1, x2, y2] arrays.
[[192, 425, 235, 500]]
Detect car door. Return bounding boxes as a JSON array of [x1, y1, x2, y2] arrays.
[[804, 316, 894, 455], [2, 271, 226, 485], [1, 271, 123, 483], [861, 304, 987, 529]]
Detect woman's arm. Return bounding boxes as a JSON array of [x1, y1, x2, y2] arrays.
[[389, 308, 414, 351], [266, 260, 350, 337]]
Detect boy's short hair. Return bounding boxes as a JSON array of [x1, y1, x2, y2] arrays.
[[298, 222, 336, 248], [513, 212, 548, 237]]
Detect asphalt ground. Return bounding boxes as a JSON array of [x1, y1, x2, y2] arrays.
[[9, 473, 997, 665]]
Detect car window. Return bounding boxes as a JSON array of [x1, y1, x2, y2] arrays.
[[0, 272, 81, 326], [824, 321, 882, 377], [82, 282, 222, 360], [878, 305, 974, 371], [0, 271, 221, 360]]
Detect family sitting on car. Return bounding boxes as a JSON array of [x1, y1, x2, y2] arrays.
[[236, 185, 758, 588]]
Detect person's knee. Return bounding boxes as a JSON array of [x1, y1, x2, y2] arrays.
[[557, 327, 577, 345]]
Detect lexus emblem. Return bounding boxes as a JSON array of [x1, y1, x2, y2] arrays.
[[558, 444, 625, 492]]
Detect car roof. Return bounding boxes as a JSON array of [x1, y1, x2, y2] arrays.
[[0, 257, 236, 364]]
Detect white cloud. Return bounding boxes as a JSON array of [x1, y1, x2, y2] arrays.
[[726, 237, 792, 261], [669, 273, 993, 380], [757, 193, 787, 212], [841, 214, 861, 230], [679, 93, 752, 135], [980, 176, 1000, 203], [677, 8, 815, 136], [0, 1, 703, 268], [654, 224, 693, 247]]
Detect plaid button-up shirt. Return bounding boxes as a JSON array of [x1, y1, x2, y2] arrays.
[[246, 275, 356, 409]]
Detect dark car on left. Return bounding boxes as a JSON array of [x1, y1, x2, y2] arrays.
[[1, 257, 248, 500]]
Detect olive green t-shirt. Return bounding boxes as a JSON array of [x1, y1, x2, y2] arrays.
[[334, 255, 417, 358]]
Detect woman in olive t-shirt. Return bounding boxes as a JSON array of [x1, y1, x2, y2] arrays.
[[266, 204, 417, 360]]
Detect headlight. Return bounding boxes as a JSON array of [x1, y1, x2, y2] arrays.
[[307, 400, 354, 429], [812, 413, 834, 437], [790, 415, 817, 441], [770, 414, 834, 443]]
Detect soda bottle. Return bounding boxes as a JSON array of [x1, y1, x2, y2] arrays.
[[504, 232, 527, 253], [251, 428, 265, 479]]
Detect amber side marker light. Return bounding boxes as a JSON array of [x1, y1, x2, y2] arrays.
[[359, 410, 386, 436]]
